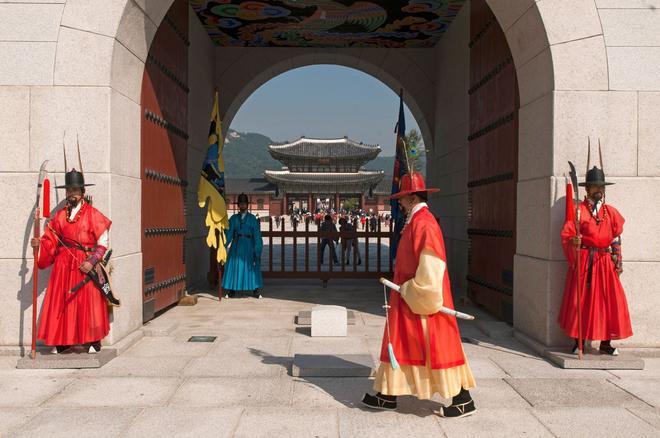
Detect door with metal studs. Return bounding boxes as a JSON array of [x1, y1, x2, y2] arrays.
[[140, 0, 190, 321], [467, 0, 519, 323]]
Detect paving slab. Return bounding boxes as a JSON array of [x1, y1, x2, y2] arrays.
[[141, 319, 179, 336], [290, 336, 370, 355], [122, 337, 215, 358], [0, 376, 73, 407], [75, 356, 193, 377], [14, 407, 142, 438], [440, 407, 553, 438], [504, 378, 644, 408], [490, 354, 612, 379], [474, 320, 514, 338], [608, 377, 660, 407], [44, 377, 180, 407], [626, 404, 660, 430], [16, 349, 117, 369], [546, 350, 645, 370], [296, 309, 356, 325], [183, 354, 291, 377], [234, 407, 338, 438], [466, 357, 509, 379], [291, 377, 373, 408], [609, 358, 660, 378], [471, 378, 531, 409], [206, 335, 292, 357], [0, 408, 41, 437], [170, 377, 293, 407], [292, 353, 373, 377], [338, 409, 444, 437], [532, 407, 659, 438], [123, 407, 243, 438]]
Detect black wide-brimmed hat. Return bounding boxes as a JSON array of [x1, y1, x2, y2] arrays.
[[55, 169, 95, 189], [235, 193, 249, 204], [579, 166, 613, 187]]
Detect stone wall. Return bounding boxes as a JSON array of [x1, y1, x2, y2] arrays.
[[426, 2, 470, 300], [185, 6, 216, 291]]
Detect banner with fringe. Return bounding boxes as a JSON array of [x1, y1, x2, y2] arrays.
[[198, 89, 229, 264]]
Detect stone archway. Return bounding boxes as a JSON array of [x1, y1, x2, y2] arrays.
[[213, 49, 437, 152], [58, 0, 604, 348]]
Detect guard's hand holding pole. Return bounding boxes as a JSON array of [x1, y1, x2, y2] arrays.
[[378, 277, 476, 321]]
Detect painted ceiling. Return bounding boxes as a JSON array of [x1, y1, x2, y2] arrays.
[[189, 0, 467, 48]]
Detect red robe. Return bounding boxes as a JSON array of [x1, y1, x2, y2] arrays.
[[37, 202, 112, 346], [380, 206, 465, 369], [558, 201, 632, 340]]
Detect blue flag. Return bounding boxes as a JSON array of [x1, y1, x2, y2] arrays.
[[390, 90, 407, 262]]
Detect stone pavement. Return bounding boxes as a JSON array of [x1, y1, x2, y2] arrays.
[[1, 279, 658, 438]]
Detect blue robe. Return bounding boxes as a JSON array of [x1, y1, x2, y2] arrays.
[[222, 212, 263, 291]]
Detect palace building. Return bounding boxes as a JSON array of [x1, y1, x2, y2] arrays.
[[264, 137, 386, 213]]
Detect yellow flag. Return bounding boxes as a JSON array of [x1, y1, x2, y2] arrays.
[[197, 89, 229, 264]]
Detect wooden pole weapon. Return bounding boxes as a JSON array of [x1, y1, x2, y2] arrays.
[[568, 161, 583, 359], [31, 160, 49, 359]]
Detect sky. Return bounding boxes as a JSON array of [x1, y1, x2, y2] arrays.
[[228, 65, 422, 156]]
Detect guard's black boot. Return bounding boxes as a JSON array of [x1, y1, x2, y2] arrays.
[[599, 340, 619, 356], [55, 345, 73, 354], [437, 388, 476, 418], [252, 289, 262, 299], [361, 392, 397, 411], [86, 341, 102, 354], [223, 290, 236, 299], [571, 339, 579, 354]]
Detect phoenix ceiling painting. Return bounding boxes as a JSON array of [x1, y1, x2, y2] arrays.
[[190, 1, 467, 48]]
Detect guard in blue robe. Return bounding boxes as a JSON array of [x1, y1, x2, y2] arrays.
[[222, 193, 263, 298]]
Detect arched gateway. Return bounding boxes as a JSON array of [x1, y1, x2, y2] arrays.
[[3, 0, 658, 352]]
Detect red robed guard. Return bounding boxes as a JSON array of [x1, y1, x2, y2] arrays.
[[31, 151, 113, 354], [362, 172, 476, 418], [559, 148, 633, 356]]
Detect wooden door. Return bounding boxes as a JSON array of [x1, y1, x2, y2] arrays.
[[140, 0, 189, 321], [467, 0, 518, 323]]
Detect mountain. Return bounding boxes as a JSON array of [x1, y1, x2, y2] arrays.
[[222, 129, 425, 179], [223, 130, 282, 177]]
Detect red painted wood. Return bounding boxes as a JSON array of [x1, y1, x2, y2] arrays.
[[468, 0, 518, 322], [141, 0, 188, 316]]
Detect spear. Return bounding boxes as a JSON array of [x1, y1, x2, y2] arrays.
[[31, 160, 49, 359], [568, 160, 583, 360]]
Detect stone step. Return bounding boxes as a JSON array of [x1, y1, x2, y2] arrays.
[[292, 353, 374, 377], [16, 349, 117, 369], [546, 350, 645, 370], [296, 310, 356, 325]]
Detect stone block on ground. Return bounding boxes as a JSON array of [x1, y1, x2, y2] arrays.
[[546, 350, 645, 370], [311, 305, 347, 337], [16, 349, 116, 369], [292, 354, 373, 377], [296, 309, 356, 325]]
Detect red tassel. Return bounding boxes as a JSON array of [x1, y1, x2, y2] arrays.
[[43, 178, 51, 218]]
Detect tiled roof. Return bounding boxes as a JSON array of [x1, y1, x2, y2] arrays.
[[264, 170, 384, 185], [269, 137, 380, 160], [225, 178, 276, 194]]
